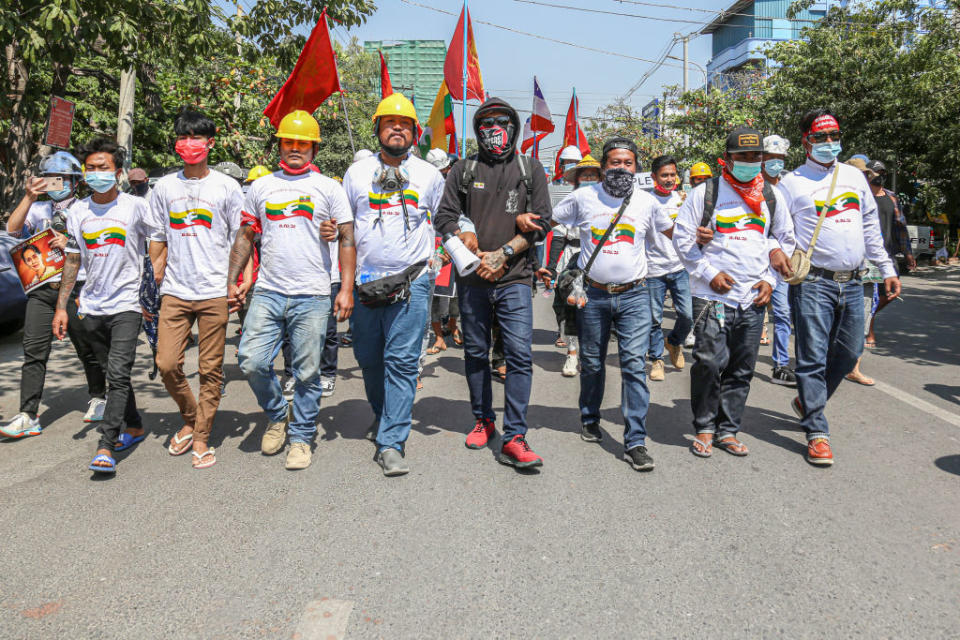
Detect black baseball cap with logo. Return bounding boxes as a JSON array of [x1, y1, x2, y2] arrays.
[[725, 126, 763, 153]]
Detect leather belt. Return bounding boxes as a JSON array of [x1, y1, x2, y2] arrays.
[[585, 276, 644, 294], [809, 266, 861, 283]]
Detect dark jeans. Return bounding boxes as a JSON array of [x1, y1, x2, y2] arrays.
[[690, 298, 764, 438], [459, 283, 533, 440], [320, 282, 340, 379], [81, 311, 143, 450], [790, 274, 864, 440], [20, 282, 105, 417], [577, 282, 652, 450]]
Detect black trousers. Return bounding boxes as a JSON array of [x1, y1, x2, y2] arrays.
[[20, 283, 105, 417], [690, 297, 764, 438], [81, 311, 143, 450]]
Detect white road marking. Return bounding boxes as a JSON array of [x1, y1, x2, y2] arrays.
[[873, 380, 960, 429], [293, 599, 354, 640]]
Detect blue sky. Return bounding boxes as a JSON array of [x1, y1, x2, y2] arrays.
[[329, 0, 724, 157]]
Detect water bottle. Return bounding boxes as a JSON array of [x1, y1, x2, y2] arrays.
[[357, 270, 389, 285]]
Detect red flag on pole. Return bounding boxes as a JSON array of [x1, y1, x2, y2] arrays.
[[553, 91, 590, 180], [263, 9, 342, 128], [379, 51, 394, 98], [443, 7, 484, 102]]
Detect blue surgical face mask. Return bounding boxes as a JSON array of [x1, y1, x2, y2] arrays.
[[85, 171, 117, 193], [764, 159, 785, 177], [47, 179, 73, 201], [810, 141, 842, 163], [730, 161, 762, 183]]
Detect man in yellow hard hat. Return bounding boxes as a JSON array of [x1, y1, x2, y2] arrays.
[[227, 108, 355, 471], [689, 162, 712, 188], [244, 165, 271, 191], [330, 92, 445, 476]]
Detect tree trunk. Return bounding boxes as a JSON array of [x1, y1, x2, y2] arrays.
[[2, 44, 33, 216]]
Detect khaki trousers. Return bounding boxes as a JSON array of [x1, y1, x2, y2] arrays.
[[156, 295, 228, 444]]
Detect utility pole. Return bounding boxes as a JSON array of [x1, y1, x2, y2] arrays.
[[117, 67, 135, 170], [682, 34, 689, 94]]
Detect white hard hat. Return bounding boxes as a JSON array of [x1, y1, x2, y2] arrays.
[[763, 135, 790, 155], [353, 149, 374, 163], [559, 145, 583, 162], [425, 148, 451, 169]]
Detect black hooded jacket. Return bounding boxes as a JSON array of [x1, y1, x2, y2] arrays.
[[434, 97, 552, 288]]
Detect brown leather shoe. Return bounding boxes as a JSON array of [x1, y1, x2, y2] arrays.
[[806, 438, 834, 466]]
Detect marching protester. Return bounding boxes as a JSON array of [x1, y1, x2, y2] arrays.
[[227, 110, 353, 471], [646, 154, 693, 382], [435, 97, 552, 469], [761, 134, 797, 387], [52, 138, 151, 473], [424, 148, 462, 357], [146, 110, 244, 469], [673, 126, 795, 459], [552, 137, 675, 471], [779, 109, 900, 465], [689, 162, 713, 188], [337, 93, 444, 476], [1, 151, 107, 439]]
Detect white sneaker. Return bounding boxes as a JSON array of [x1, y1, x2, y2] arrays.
[[283, 377, 295, 400], [562, 352, 579, 377], [320, 377, 336, 398], [0, 413, 42, 439], [83, 397, 106, 423], [684, 333, 696, 348]]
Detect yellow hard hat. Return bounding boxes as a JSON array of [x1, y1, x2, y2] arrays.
[[690, 162, 713, 178], [372, 93, 419, 124], [245, 165, 271, 182], [563, 154, 601, 182], [276, 109, 321, 142]]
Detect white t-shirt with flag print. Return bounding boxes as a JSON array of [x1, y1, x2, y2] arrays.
[[64, 193, 149, 316], [342, 153, 445, 278], [145, 169, 244, 301], [552, 183, 674, 285], [243, 170, 352, 297], [647, 189, 685, 277]]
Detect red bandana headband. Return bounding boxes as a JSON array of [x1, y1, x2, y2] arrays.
[[806, 114, 839, 136]]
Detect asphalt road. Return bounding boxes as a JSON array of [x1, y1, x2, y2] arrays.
[[1, 267, 959, 639]]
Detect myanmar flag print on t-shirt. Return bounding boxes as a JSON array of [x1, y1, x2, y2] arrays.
[[83, 227, 127, 249], [169, 208, 213, 229], [815, 191, 860, 218], [590, 223, 635, 246], [368, 190, 420, 211], [266, 196, 314, 221], [716, 211, 766, 234]]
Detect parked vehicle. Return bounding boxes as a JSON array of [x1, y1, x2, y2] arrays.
[[0, 232, 28, 334]]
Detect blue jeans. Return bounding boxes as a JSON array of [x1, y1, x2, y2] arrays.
[[353, 273, 431, 453], [647, 269, 693, 360], [789, 275, 864, 440], [770, 281, 792, 367], [578, 283, 652, 450], [238, 290, 330, 443], [459, 283, 533, 441]]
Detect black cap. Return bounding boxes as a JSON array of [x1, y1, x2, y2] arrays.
[[866, 159, 887, 174], [601, 137, 639, 165], [725, 126, 763, 153]]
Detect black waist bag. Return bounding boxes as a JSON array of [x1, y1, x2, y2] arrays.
[[356, 261, 427, 308]]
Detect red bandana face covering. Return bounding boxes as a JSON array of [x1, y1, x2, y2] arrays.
[[722, 168, 764, 215], [278, 161, 319, 175], [654, 183, 674, 197]]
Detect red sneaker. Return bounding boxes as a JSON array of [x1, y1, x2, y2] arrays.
[[806, 438, 834, 466], [499, 435, 543, 468], [465, 418, 495, 450]]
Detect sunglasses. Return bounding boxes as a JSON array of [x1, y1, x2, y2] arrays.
[[807, 131, 842, 143], [479, 116, 511, 128]]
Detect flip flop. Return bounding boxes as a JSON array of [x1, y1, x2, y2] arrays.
[[88, 454, 116, 473], [114, 432, 145, 452], [452, 331, 463, 346], [865, 340, 877, 348], [192, 448, 216, 469], [845, 372, 876, 386], [760, 337, 770, 346], [715, 437, 749, 457], [168, 431, 193, 456], [555, 337, 567, 348], [691, 438, 713, 458], [426, 343, 446, 355]]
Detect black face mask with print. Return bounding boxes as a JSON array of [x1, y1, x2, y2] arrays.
[[602, 168, 635, 199], [478, 123, 515, 158]]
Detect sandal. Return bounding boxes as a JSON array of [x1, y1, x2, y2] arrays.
[[492, 366, 506, 381], [845, 372, 875, 386], [88, 453, 117, 473], [114, 431, 145, 452], [555, 337, 567, 349], [452, 330, 463, 346], [759, 337, 770, 346], [192, 448, 216, 469], [691, 437, 713, 458], [864, 340, 877, 348], [426, 342, 446, 355], [168, 431, 193, 456], [715, 436, 749, 457]]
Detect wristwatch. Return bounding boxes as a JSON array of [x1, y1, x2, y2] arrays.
[[501, 244, 515, 258]]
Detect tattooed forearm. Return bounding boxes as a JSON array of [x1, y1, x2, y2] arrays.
[[507, 234, 531, 254], [227, 226, 255, 285], [57, 254, 80, 310], [338, 222, 355, 248]]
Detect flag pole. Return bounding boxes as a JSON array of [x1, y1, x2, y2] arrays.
[[573, 87, 580, 150], [461, 0, 469, 156]]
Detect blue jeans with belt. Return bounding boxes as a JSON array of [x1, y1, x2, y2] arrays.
[[577, 282, 652, 451], [353, 273, 431, 453], [789, 274, 864, 440]]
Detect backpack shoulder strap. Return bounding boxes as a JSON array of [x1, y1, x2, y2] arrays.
[[762, 181, 777, 228], [701, 176, 720, 229], [458, 157, 479, 196], [516, 155, 534, 201]]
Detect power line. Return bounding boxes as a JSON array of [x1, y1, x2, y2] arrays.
[[513, 0, 712, 26], [397, 0, 687, 69]]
